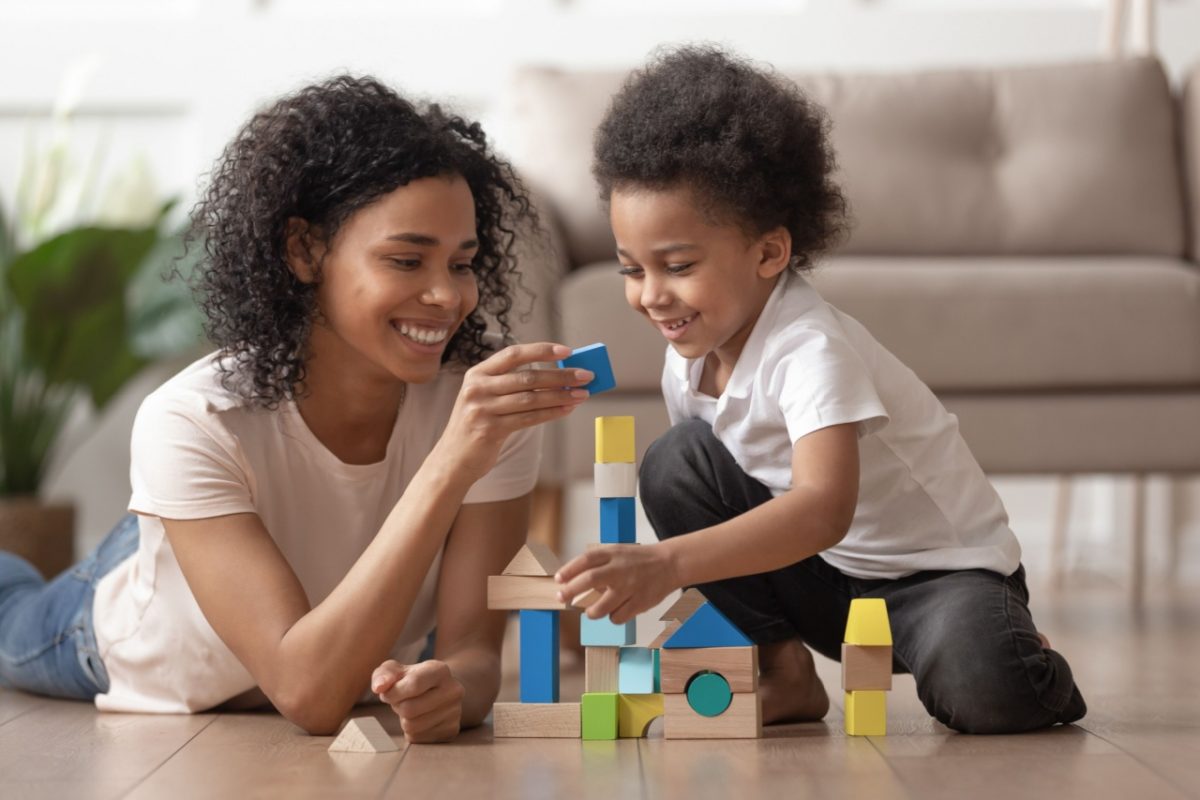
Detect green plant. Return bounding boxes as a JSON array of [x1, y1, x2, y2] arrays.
[[0, 163, 204, 497]]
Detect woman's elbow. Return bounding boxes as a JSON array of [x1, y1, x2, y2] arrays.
[[272, 684, 354, 736]]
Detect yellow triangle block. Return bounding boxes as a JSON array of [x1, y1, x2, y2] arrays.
[[618, 693, 664, 738], [595, 416, 636, 464], [844, 691, 886, 736], [844, 598, 892, 645]]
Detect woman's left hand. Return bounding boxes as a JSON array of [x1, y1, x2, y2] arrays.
[[554, 543, 680, 625], [372, 660, 464, 743]]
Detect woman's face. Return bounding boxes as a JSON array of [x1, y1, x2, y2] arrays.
[[305, 174, 481, 386]]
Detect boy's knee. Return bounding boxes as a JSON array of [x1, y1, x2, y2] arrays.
[[640, 419, 716, 498]]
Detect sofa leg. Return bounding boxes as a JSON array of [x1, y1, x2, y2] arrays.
[[1129, 473, 1146, 610], [1049, 475, 1073, 591]]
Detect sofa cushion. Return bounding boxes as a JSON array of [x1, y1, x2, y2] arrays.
[[559, 256, 1200, 392], [506, 58, 1186, 267]]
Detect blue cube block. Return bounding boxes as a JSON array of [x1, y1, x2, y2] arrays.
[[618, 647, 655, 694], [520, 609, 559, 703], [558, 343, 616, 395], [580, 613, 636, 646], [600, 497, 636, 544]]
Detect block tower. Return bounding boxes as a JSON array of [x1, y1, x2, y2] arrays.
[[841, 597, 893, 736]]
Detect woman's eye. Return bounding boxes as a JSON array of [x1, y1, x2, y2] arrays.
[[388, 258, 421, 269], [452, 262, 476, 274]]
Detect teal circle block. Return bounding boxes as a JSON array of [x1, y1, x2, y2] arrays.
[[685, 671, 732, 717]]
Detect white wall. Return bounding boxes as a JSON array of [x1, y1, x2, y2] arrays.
[[2, 0, 1198, 582]]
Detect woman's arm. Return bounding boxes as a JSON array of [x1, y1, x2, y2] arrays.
[[372, 493, 529, 741], [164, 343, 588, 734], [555, 422, 860, 623]]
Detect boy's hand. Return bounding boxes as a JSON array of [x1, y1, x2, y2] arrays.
[[372, 660, 465, 743], [554, 543, 680, 624]]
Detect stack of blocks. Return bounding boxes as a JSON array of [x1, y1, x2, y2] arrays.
[[841, 598, 893, 736]]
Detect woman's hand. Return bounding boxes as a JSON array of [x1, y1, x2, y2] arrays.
[[554, 543, 681, 625], [372, 660, 465, 743], [435, 342, 591, 482]]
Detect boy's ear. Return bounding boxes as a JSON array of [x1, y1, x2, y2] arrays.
[[285, 217, 324, 284], [755, 226, 792, 279]]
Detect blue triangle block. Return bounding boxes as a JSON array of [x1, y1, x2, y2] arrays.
[[661, 602, 752, 649]]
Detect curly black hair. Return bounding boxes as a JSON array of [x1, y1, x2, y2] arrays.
[[187, 75, 537, 408], [593, 45, 848, 271]]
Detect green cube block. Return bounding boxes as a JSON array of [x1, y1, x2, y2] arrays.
[[581, 692, 619, 740]]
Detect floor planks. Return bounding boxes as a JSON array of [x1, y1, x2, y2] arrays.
[[0, 583, 1196, 799]]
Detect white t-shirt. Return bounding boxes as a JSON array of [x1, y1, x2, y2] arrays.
[[93, 352, 541, 713], [661, 270, 1020, 581]]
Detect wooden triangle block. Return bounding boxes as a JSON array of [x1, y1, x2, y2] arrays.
[[649, 620, 682, 649], [658, 588, 706, 622], [502, 542, 561, 577], [662, 602, 752, 649], [328, 717, 399, 753]]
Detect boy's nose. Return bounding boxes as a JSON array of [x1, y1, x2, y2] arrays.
[[640, 276, 672, 309]]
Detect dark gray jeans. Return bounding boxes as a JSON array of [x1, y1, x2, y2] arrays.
[[641, 419, 1087, 734]]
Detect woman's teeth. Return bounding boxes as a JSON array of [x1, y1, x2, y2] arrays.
[[396, 323, 449, 345]]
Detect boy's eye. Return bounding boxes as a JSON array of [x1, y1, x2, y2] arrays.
[[666, 263, 694, 274], [618, 265, 643, 277]]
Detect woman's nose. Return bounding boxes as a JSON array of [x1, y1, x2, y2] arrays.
[[420, 269, 460, 307]]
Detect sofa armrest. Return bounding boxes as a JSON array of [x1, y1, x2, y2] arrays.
[[1184, 61, 1200, 263]]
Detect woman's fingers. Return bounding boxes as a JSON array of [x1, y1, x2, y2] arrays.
[[401, 703, 462, 743], [474, 342, 573, 377], [555, 548, 610, 591], [370, 660, 406, 695], [392, 678, 464, 720]]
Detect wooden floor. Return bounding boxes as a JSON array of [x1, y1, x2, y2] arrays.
[[2, 583, 1198, 800]]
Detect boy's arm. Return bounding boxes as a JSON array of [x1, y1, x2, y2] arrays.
[[555, 423, 859, 622]]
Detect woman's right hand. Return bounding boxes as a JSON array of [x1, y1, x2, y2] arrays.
[[434, 342, 591, 482]]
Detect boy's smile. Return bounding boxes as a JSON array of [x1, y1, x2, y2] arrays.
[[610, 185, 792, 389]]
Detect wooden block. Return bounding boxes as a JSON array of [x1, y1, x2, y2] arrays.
[[618, 647, 655, 694], [595, 416, 635, 464], [662, 603, 752, 649], [585, 646, 620, 692], [492, 702, 580, 738], [844, 598, 892, 646], [618, 693, 664, 738], [844, 690, 887, 736], [663, 692, 761, 739], [580, 613, 636, 646], [558, 343, 616, 395], [841, 643, 893, 691], [520, 610, 559, 703], [599, 497, 636, 544], [686, 673, 732, 717], [648, 620, 681, 649], [581, 692, 619, 740], [571, 588, 601, 609], [659, 588, 706, 622], [502, 542, 560, 577], [659, 646, 758, 694], [594, 462, 638, 498], [328, 717, 399, 753], [487, 575, 568, 610]]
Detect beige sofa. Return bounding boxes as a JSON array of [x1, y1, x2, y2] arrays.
[[501, 57, 1200, 590]]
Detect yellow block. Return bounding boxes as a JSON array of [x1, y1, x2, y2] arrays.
[[618, 693, 664, 738], [595, 416, 636, 464], [844, 598, 892, 645], [844, 690, 887, 736]]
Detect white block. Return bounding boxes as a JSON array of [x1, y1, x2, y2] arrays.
[[594, 462, 637, 498], [328, 716, 399, 753]]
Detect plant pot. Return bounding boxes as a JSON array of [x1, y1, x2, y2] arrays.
[[0, 497, 76, 580]]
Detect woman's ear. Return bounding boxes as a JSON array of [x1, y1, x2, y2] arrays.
[[755, 226, 793, 280], [284, 217, 322, 284]]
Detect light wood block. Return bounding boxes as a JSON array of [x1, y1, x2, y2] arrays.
[[594, 462, 637, 498], [492, 703, 580, 738], [649, 621, 681, 649], [585, 647, 620, 692], [841, 643, 893, 691], [595, 416, 635, 463], [659, 588, 706, 622], [844, 690, 887, 736], [618, 693, 664, 738], [844, 598, 892, 645], [328, 717, 399, 753], [663, 692, 762, 739], [487, 575, 568, 610], [659, 646, 758, 694], [502, 542, 560, 577]]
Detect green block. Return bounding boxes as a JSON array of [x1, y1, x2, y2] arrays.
[[582, 692, 619, 740], [652, 649, 661, 693]]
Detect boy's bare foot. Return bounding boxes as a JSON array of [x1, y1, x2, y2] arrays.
[[758, 637, 830, 724]]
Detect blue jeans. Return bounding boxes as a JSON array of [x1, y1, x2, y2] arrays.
[[0, 514, 138, 700], [641, 419, 1088, 735]]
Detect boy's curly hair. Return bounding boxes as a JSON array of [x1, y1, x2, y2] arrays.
[[593, 45, 848, 271], [188, 75, 536, 408]]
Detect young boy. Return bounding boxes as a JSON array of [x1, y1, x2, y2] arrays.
[[554, 45, 1086, 734]]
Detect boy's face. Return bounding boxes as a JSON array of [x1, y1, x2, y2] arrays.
[[610, 185, 787, 363]]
